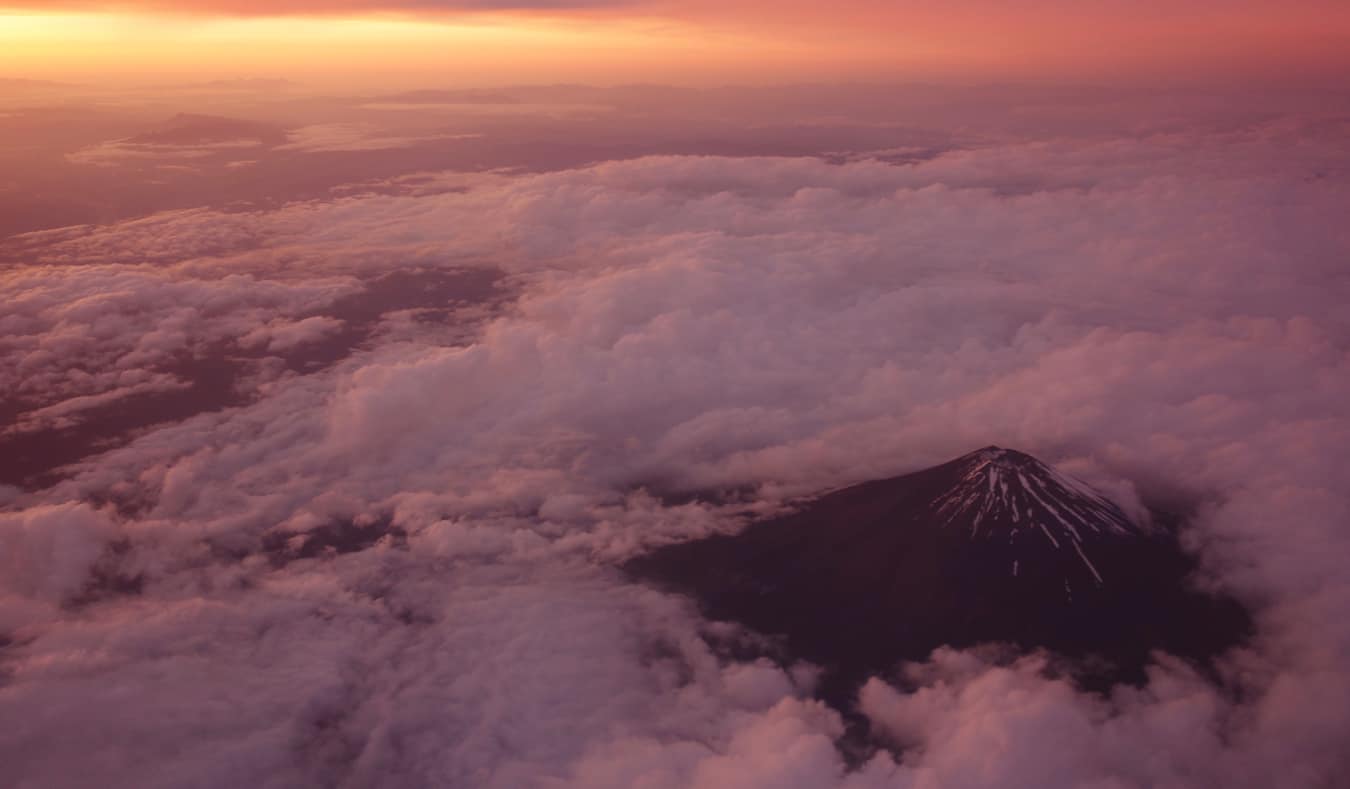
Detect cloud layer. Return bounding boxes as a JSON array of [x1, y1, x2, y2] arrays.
[[2, 114, 1349, 787]]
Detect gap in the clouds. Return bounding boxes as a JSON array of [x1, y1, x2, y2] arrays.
[[50, 514, 412, 616], [66, 538, 145, 609], [261, 515, 408, 567], [622, 480, 766, 510], [0, 351, 248, 492], [1, 267, 508, 492]]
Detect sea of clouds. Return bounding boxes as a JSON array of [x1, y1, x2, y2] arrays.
[[2, 115, 1349, 787]]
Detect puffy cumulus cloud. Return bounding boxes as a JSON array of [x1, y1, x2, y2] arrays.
[[0, 539, 866, 788], [859, 646, 1350, 788], [565, 696, 905, 789], [2, 116, 1350, 786], [5, 207, 298, 266], [0, 502, 119, 629], [0, 263, 356, 439], [239, 316, 346, 353]]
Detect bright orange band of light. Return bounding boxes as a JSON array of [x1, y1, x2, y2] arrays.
[[2, 2, 1349, 87]]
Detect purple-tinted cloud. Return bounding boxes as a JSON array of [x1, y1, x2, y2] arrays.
[[2, 109, 1349, 787]]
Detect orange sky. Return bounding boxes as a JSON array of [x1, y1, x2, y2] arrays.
[[3, 1, 1349, 87]]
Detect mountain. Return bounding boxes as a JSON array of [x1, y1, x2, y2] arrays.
[[625, 446, 1251, 708]]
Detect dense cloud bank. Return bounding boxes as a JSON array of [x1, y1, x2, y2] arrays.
[[2, 116, 1349, 787]]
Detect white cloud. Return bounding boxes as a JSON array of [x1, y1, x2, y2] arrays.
[[0, 263, 358, 438], [0, 502, 117, 629], [2, 116, 1349, 787], [67, 138, 266, 168], [239, 316, 345, 353]]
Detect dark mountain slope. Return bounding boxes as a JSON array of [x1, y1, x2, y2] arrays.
[[626, 447, 1251, 708]]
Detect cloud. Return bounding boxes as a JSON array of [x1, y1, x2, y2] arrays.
[[2, 115, 1349, 786], [858, 645, 1350, 787], [0, 262, 356, 431], [239, 316, 346, 352], [65, 114, 287, 168], [0, 503, 117, 604], [3, 373, 191, 436], [66, 138, 266, 168], [276, 124, 480, 154]]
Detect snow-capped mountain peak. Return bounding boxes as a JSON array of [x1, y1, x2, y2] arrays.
[[627, 445, 1250, 708], [931, 447, 1137, 581]]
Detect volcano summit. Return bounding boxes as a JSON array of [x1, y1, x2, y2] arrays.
[[626, 447, 1251, 707]]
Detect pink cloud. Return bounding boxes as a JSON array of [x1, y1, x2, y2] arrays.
[[2, 114, 1349, 786]]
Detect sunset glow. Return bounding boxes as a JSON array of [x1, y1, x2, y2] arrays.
[[1, 11, 807, 86], [4, 2, 1350, 86]]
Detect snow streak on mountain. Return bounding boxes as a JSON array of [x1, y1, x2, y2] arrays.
[[931, 447, 1136, 590]]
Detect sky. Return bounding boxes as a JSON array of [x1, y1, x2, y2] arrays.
[[3, 4, 1350, 789], [4, 0, 1350, 86]]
